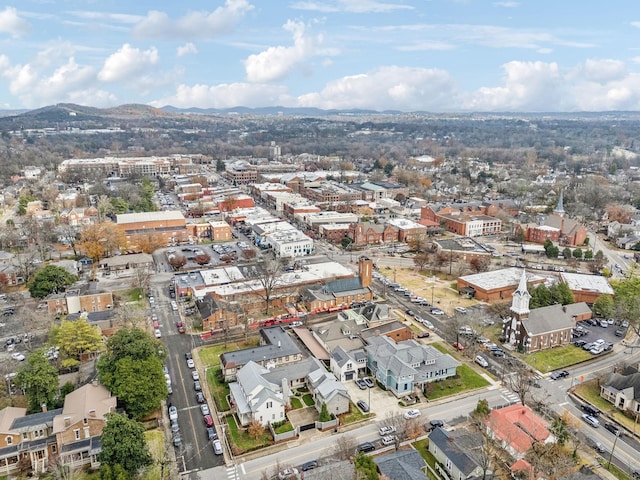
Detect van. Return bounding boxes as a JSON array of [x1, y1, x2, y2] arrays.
[[356, 442, 376, 453], [581, 404, 600, 416], [582, 414, 600, 428]]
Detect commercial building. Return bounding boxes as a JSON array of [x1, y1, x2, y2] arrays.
[[116, 211, 187, 247]]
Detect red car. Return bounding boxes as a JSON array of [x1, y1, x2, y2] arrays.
[[452, 342, 464, 351], [176, 322, 185, 334], [204, 415, 214, 427]]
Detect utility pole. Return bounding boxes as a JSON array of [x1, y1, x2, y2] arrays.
[[608, 431, 621, 469]]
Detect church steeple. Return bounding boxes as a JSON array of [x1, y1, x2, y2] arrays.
[[510, 269, 531, 317], [554, 190, 565, 217]]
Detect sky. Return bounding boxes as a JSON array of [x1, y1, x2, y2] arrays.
[[1, 0, 640, 112]]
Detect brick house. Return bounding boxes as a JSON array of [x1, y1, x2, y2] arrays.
[[46, 287, 114, 316], [347, 222, 398, 247]]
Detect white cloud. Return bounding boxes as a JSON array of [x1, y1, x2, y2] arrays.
[[296, 66, 456, 111], [397, 41, 455, 51], [177, 43, 198, 57], [244, 20, 320, 83], [0, 56, 115, 108], [98, 44, 159, 83], [150, 82, 292, 109], [291, 0, 413, 13], [133, 0, 253, 39], [0, 7, 30, 38], [493, 1, 519, 7], [66, 10, 142, 24], [579, 58, 627, 84], [463, 61, 564, 111]]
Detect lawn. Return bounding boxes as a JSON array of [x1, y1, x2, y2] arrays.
[[574, 380, 639, 432], [302, 394, 315, 406], [522, 345, 593, 373], [199, 340, 260, 367], [290, 397, 303, 409], [207, 367, 230, 411], [340, 402, 369, 424], [113, 287, 145, 304], [424, 364, 490, 400], [413, 439, 440, 480], [225, 415, 272, 454], [141, 430, 167, 480]]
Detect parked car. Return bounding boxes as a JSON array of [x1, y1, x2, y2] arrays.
[[301, 460, 318, 471], [379, 425, 396, 436], [381, 435, 396, 446], [427, 419, 444, 431], [191, 370, 200, 381], [454, 307, 467, 314], [168, 405, 178, 422], [422, 319, 434, 329], [196, 392, 205, 403], [154, 329, 162, 338], [363, 377, 375, 388], [431, 308, 445, 315], [615, 329, 625, 337], [356, 442, 376, 453], [405, 309, 416, 317], [573, 339, 587, 348], [590, 440, 607, 453], [11, 353, 25, 361], [404, 409, 421, 419], [604, 423, 621, 436], [173, 434, 182, 448], [492, 349, 505, 357], [200, 404, 210, 416], [581, 404, 601, 416], [277, 468, 299, 479], [206, 427, 217, 441], [417, 331, 430, 338], [170, 421, 179, 434], [194, 380, 202, 391], [452, 342, 464, 351], [355, 379, 367, 390], [582, 414, 600, 428], [599, 320, 608, 328], [203, 415, 214, 427], [475, 355, 489, 368], [212, 439, 223, 455], [357, 400, 370, 412]]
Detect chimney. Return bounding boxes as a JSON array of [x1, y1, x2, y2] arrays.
[[92, 380, 98, 387], [41, 403, 47, 413], [562, 306, 567, 313], [89, 409, 96, 418], [358, 256, 373, 288], [64, 417, 71, 427], [448, 435, 454, 442], [278, 340, 281, 348]]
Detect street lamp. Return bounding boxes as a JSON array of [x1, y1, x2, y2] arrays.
[[431, 285, 435, 305]]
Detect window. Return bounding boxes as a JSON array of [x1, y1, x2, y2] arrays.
[[74, 429, 80, 440], [266, 402, 272, 409], [22, 433, 27, 440], [6, 436, 12, 445], [83, 418, 88, 425], [51, 445, 57, 454]]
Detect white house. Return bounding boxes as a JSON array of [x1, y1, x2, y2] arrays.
[[330, 345, 367, 382], [228, 362, 285, 427]]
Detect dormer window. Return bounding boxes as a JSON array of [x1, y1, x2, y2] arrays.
[[6, 437, 12, 445]]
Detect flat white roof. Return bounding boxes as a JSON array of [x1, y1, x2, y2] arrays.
[[560, 272, 614, 295], [459, 268, 546, 291], [194, 261, 354, 299], [387, 217, 426, 230]]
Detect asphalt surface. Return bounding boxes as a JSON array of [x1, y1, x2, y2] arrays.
[[150, 280, 224, 474]]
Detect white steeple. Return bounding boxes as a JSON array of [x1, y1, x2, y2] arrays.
[[510, 269, 531, 317]]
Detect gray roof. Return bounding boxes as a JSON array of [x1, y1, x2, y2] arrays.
[[324, 277, 363, 294], [262, 356, 325, 386], [231, 362, 284, 415], [604, 372, 640, 401], [523, 302, 590, 335], [11, 408, 62, 431], [221, 326, 301, 368], [374, 449, 428, 480], [366, 336, 460, 382], [428, 427, 483, 476]]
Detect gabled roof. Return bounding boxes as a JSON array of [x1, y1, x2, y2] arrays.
[[53, 382, 116, 433], [11, 408, 62, 432], [604, 372, 640, 401], [221, 326, 301, 368], [523, 302, 590, 335], [0, 407, 26, 434], [487, 404, 552, 454], [428, 427, 483, 476], [374, 449, 428, 480]]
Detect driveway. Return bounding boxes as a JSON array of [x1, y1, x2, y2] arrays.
[[344, 378, 408, 420]]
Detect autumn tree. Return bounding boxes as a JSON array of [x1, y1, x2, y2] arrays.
[[79, 222, 126, 262], [168, 255, 187, 270], [50, 318, 103, 364], [194, 253, 211, 265], [130, 232, 166, 254], [469, 256, 491, 273], [242, 249, 257, 261], [247, 420, 264, 439]]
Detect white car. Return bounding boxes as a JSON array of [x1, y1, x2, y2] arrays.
[[381, 435, 396, 446], [422, 319, 434, 329], [379, 425, 396, 436], [404, 409, 421, 419], [191, 370, 200, 381], [11, 352, 25, 361], [154, 329, 162, 338], [168, 405, 178, 421], [277, 468, 299, 479], [187, 358, 195, 369], [475, 355, 489, 368], [200, 404, 210, 416], [430, 308, 445, 315]]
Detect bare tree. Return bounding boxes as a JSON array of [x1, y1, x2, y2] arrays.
[[503, 360, 536, 405], [132, 264, 153, 292], [251, 257, 287, 315], [332, 434, 357, 461]]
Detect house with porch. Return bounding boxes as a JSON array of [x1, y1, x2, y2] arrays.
[[428, 427, 486, 480], [366, 335, 460, 397], [600, 370, 640, 413]]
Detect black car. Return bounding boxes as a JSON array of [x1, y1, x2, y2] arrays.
[[417, 332, 430, 338], [604, 423, 621, 436], [185, 352, 192, 360], [492, 349, 505, 357], [301, 460, 319, 471], [581, 404, 601, 416], [356, 442, 376, 453], [405, 310, 416, 318], [573, 339, 587, 348], [427, 419, 444, 431], [549, 370, 570, 380]]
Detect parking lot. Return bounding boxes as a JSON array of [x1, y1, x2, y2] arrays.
[[571, 319, 626, 354], [344, 376, 419, 421]]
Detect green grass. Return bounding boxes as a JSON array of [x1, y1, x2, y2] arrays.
[[198, 340, 260, 367], [574, 380, 640, 432], [207, 366, 230, 411], [141, 430, 167, 480], [413, 438, 440, 480], [424, 364, 490, 400], [432, 343, 450, 354], [291, 397, 303, 409], [522, 345, 593, 372], [302, 394, 314, 406], [273, 421, 294, 434], [598, 457, 633, 480], [340, 402, 369, 424], [225, 415, 272, 454]]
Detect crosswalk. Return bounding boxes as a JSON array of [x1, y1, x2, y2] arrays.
[[499, 388, 520, 405], [226, 465, 238, 480]]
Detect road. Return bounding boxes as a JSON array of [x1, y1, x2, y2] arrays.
[[149, 278, 225, 475]]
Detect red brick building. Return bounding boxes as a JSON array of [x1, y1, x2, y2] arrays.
[[348, 222, 398, 247], [116, 211, 188, 247]]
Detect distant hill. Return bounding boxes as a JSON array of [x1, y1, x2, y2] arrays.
[[160, 105, 403, 116]]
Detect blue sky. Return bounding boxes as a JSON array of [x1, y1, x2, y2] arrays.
[[1, 0, 640, 111]]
